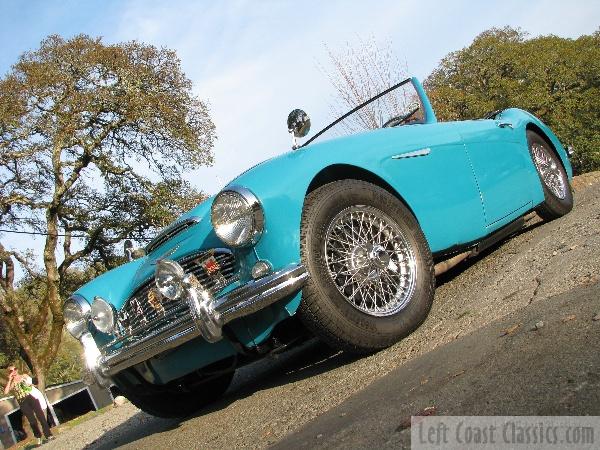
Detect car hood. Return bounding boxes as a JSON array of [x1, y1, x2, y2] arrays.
[[74, 198, 224, 310]]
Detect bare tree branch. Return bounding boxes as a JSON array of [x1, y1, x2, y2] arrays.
[[319, 37, 412, 136]]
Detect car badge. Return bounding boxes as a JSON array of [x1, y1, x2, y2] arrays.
[[200, 256, 227, 290], [202, 256, 221, 275]]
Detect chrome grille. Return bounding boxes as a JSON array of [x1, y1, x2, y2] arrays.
[[113, 249, 237, 346], [145, 216, 201, 254]]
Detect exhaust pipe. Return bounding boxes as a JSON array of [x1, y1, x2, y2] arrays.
[[434, 251, 472, 276]]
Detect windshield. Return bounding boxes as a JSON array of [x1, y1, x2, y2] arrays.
[[302, 78, 425, 147]]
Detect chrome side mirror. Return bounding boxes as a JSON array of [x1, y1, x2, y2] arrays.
[[287, 109, 311, 150], [124, 240, 145, 261], [124, 240, 134, 261]]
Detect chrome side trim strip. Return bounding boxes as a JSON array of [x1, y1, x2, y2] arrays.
[[391, 148, 431, 159], [98, 263, 308, 377]]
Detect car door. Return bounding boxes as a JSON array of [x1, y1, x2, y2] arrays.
[[459, 119, 533, 227], [375, 121, 487, 253]]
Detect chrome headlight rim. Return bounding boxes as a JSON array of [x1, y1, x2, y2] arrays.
[[64, 295, 91, 339], [90, 296, 117, 334], [211, 186, 264, 248], [155, 259, 186, 300]]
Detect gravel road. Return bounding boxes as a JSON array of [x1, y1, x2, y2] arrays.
[[44, 172, 600, 450], [276, 280, 600, 449]]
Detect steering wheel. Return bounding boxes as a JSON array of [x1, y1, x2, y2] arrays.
[[382, 105, 420, 128]]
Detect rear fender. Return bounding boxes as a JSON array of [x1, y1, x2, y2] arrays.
[[497, 109, 573, 179]]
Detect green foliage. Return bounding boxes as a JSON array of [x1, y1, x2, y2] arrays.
[[46, 333, 84, 385], [1, 328, 85, 387], [0, 273, 90, 385], [0, 325, 27, 388], [0, 325, 19, 368], [425, 26, 600, 174]]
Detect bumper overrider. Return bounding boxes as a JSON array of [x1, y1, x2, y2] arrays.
[[82, 263, 308, 386]]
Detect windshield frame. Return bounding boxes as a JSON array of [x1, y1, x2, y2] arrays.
[[300, 77, 434, 148]]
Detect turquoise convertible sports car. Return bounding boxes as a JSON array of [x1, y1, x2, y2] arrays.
[[64, 78, 573, 417]]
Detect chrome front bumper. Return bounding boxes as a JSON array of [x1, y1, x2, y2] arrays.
[[83, 264, 308, 385]]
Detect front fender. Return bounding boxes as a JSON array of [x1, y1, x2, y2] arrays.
[[231, 122, 486, 271]]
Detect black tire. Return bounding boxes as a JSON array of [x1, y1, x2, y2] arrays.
[[527, 130, 573, 221], [112, 368, 234, 418], [298, 180, 435, 354]]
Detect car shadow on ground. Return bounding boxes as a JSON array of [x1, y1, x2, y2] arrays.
[[87, 340, 358, 449]]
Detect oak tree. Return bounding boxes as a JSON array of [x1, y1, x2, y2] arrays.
[[0, 34, 215, 390], [425, 27, 600, 174]]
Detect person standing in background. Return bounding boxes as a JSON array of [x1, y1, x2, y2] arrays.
[[3, 366, 54, 445], [29, 385, 49, 418]]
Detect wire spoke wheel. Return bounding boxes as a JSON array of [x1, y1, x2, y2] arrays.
[[299, 180, 434, 353], [527, 130, 573, 222], [324, 206, 417, 316], [531, 142, 567, 200]]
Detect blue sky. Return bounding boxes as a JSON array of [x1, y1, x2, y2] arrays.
[[1, 0, 598, 258]]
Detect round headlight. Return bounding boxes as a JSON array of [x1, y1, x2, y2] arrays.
[[155, 259, 186, 300], [64, 296, 91, 339], [211, 187, 264, 247], [91, 297, 116, 334]]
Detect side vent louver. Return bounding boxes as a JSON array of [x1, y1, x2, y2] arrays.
[[145, 216, 201, 254]]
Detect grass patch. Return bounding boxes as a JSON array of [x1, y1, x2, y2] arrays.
[[59, 405, 112, 430]]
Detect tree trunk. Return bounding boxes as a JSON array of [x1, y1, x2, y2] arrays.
[[34, 366, 45, 395], [38, 206, 65, 390]]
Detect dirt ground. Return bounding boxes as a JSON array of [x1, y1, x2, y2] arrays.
[[275, 281, 600, 449], [43, 172, 600, 450]]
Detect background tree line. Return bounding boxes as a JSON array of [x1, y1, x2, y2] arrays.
[[425, 26, 600, 174], [325, 27, 599, 174]]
